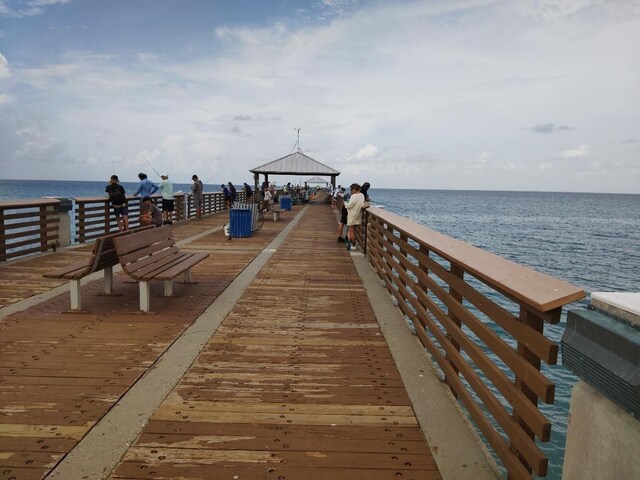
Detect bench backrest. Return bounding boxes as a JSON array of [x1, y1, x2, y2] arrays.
[[114, 227, 179, 278], [88, 226, 155, 274]]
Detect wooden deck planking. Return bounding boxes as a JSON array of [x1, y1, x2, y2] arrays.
[[110, 206, 440, 480], [0, 211, 292, 480]]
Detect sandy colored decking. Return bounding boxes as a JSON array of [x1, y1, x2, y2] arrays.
[[0, 205, 493, 480]]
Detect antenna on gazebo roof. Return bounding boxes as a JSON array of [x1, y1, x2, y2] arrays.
[[294, 127, 301, 152]]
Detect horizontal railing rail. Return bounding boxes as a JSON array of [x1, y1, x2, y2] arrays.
[[1, 191, 249, 260], [73, 191, 247, 244], [360, 206, 584, 480], [0, 199, 62, 262]]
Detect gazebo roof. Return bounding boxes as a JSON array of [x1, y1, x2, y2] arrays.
[[250, 151, 340, 176], [305, 176, 330, 184]]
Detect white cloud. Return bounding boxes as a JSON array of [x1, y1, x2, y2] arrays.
[[476, 151, 492, 165], [0, 0, 72, 17], [0, 53, 10, 78], [559, 144, 589, 159], [137, 53, 159, 62], [354, 144, 378, 160]]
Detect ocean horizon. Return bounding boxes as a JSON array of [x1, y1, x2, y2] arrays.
[[1, 177, 638, 197], [1, 178, 639, 479]]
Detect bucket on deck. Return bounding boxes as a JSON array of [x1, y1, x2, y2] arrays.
[[223, 224, 230, 237]]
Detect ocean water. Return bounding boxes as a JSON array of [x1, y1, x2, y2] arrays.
[[2, 180, 639, 478]]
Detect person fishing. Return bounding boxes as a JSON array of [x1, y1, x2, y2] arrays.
[[191, 175, 203, 219], [134, 173, 159, 198], [243, 182, 253, 202]]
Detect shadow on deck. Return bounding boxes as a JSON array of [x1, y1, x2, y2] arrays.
[[0, 205, 445, 480]]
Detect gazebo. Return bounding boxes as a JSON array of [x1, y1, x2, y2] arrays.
[[250, 150, 340, 195], [305, 176, 331, 188]]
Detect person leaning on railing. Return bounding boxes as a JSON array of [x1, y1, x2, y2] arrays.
[[344, 183, 370, 251], [105, 175, 129, 231]]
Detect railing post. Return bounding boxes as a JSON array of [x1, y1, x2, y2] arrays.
[[509, 307, 545, 477], [53, 198, 72, 248], [104, 201, 111, 234], [0, 209, 6, 261], [78, 202, 86, 243], [363, 210, 368, 255], [39, 205, 48, 252], [446, 264, 464, 394]]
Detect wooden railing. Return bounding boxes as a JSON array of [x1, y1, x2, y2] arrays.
[[74, 191, 247, 243], [1, 190, 250, 258], [0, 199, 62, 261], [361, 206, 584, 480]]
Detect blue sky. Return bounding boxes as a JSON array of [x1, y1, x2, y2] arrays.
[[1, 0, 639, 192]]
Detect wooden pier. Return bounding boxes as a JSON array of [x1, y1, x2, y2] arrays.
[[0, 205, 441, 480], [0, 200, 585, 480]]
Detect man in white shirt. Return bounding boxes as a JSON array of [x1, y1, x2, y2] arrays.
[[159, 173, 174, 225]]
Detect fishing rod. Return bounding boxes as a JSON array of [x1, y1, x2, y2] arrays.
[[142, 157, 162, 178], [203, 170, 219, 186]]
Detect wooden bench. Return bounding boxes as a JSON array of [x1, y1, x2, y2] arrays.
[[272, 207, 282, 221], [113, 227, 209, 312], [43, 227, 153, 312]]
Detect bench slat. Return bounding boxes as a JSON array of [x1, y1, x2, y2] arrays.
[[43, 259, 92, 280], [119, 241, 177, 269], [126, 251, 192, 280], [115, 227, 172, 256], [154, 253, 209, 280]]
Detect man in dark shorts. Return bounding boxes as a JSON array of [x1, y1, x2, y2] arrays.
[[105, 175, 129, 231], [139, 196, 163, 227]]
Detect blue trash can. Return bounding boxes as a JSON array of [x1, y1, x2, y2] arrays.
[[229, 208, 252, 237], [280, 196, 292, 211]]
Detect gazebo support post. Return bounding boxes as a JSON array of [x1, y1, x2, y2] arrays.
[[253, 173, 259, 202]]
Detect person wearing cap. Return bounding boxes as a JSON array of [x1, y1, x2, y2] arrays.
[[159, 173, 174, 225], [191, 175, 203, 219], [105, 175, 129, 231]]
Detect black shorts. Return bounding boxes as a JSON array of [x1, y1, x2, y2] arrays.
[[162, 199, 174, 212], [340, 206, 348, 224], [112, 205, 128, 216]]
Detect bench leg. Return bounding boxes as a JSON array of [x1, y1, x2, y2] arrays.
[[184, 269, 192, 284], [140, 281, 151, 312], [70, 279, 82, 311], [164, 280, 173, 297], [104, 266, 114, 295]]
